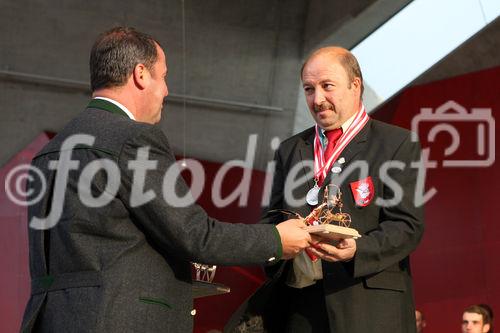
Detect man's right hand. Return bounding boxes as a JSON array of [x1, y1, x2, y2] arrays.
[[276, 218, 312, 259]]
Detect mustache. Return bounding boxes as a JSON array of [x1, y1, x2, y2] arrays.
[[314, 102, 335, 113]]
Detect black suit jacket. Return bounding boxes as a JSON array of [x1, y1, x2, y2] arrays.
[[20, 99, 283, 333], [227, 119, 424, 333]]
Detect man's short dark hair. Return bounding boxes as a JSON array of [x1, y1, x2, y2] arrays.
[[464, 304, 493, 326], [90, 27, 159, 91]]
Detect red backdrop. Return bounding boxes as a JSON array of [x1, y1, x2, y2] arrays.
[[1, 66, 498, 332], [373, 66, 499, 333]]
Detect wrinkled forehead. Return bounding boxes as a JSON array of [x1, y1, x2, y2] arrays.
[[302, 54, 348, 83]]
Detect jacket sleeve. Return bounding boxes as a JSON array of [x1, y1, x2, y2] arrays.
[[117, 125, 283, 266], [261, 147, 296, 278], [353, 134, 425, 278], [260, 148, 287, 226]]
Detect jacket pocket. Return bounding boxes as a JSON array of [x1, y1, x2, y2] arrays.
[[363, 270, 406, 292], [139, 296, 172, 310]]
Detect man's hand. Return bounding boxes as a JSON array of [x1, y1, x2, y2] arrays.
[[276, 219, 312, 259], [308, 238, 356, 262]]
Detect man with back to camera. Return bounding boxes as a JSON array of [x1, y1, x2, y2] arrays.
[[20, 27, 313, 333], [226, 46, 424, 332], [462, 304, 493, 333]]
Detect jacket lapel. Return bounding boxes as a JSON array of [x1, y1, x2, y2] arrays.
[[298, 129, 316, 189]]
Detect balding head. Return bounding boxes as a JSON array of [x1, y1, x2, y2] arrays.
[[301, 46, 363, 130], [301, 47, 364, 98]]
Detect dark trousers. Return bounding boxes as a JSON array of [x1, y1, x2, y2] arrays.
[[284, 281, 330, 333]]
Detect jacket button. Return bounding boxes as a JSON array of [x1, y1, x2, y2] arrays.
[[267, 257, 276, 262], [191, 309, 197, 316]]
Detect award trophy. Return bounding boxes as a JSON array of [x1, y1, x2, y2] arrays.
[[303, 184, 361, 241], [192, 263, 231, 298], [273, 184, 361, 262]]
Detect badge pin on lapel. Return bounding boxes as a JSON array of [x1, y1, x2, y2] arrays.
[[332, 166, 342, 174], [331, 157, 345, 174]]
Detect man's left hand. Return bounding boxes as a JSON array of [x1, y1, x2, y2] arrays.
[[308, 238, 356, 262]]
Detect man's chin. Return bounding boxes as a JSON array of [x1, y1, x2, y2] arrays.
[[315, 109, 332, 116], [315, 115, 336, 126], [318, 120, 342, 130]]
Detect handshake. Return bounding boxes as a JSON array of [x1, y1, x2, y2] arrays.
[[276, 219, 356, 262]]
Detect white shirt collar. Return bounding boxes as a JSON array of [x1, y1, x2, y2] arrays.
[[93, 97, 136, 120], [340, 112, 356, 133]]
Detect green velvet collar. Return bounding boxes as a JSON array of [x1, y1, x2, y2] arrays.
[[87, 98, 128, 118]]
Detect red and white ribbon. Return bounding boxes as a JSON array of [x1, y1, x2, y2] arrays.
[[313, 105, 369, 186]]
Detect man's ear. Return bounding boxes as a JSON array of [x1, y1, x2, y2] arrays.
[[351, 77, 361, 92], [483, 323, 490, 333], [133, 63, 149, 89]]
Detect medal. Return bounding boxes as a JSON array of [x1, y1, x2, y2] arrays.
[[313, 105, 369, 186], [332, 166, 342, 174], [308, 105, 369, 208], [306, 183, 320, 206]]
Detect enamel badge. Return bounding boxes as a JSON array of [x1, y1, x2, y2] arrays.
[[350, 176, 374, 207]]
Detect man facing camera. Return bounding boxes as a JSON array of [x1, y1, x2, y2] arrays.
[[462, 305, 493, 333], [20, 27, 312, 333], [227, 47, 424, 333]]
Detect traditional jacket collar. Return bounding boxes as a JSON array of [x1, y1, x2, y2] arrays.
[[86, 98, 129, 119]]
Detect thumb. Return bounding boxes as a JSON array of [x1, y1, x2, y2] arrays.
[[290, 218, 305, 226], [338, 239, 350, 248]]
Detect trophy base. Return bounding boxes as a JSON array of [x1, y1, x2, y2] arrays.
[[305, 224, 361, 240]]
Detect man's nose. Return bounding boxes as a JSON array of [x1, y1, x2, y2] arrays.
[[313, 89, 326, 106]]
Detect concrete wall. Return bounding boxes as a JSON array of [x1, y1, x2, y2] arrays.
[[293, 0, 413, 132], [0, 0, 308, 170], [302, 0, 378, 51], [1, 0, 497, 169]]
